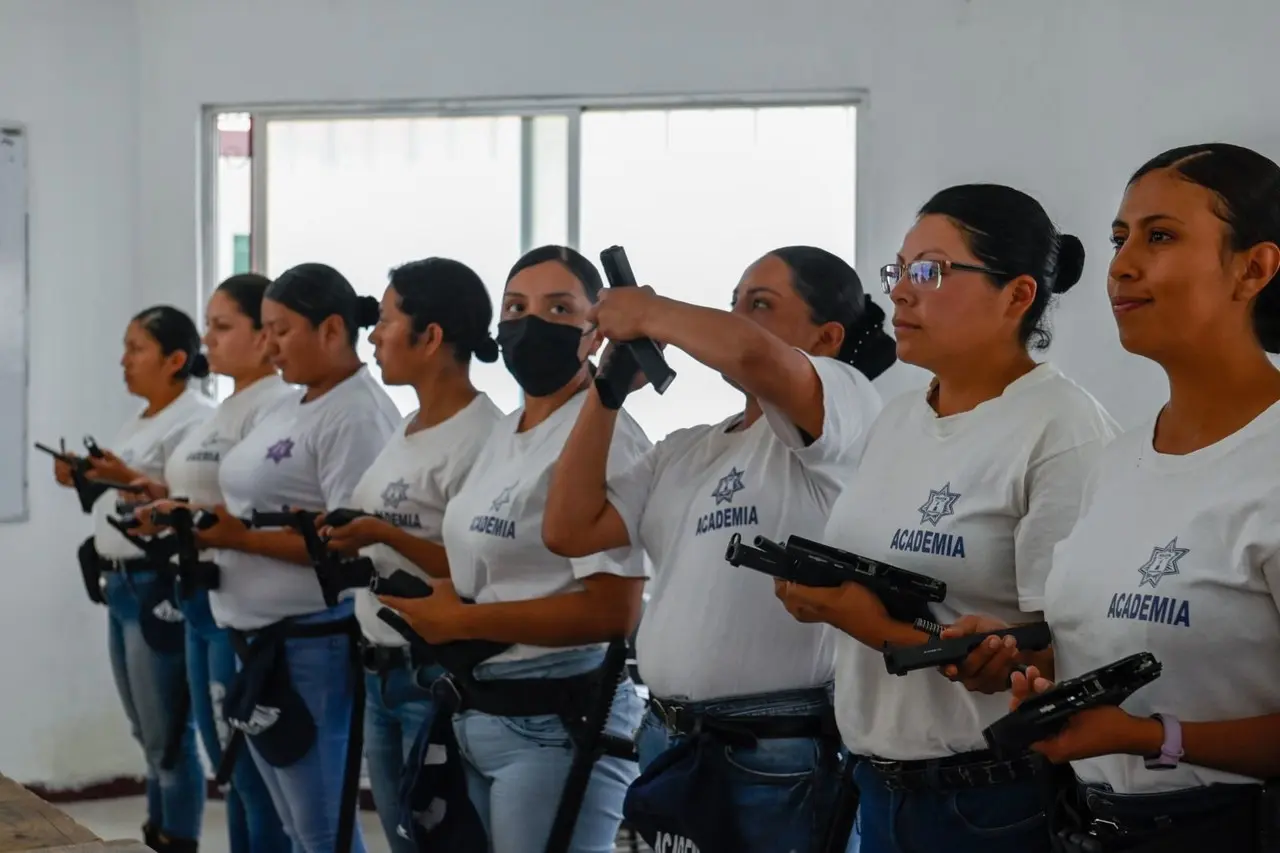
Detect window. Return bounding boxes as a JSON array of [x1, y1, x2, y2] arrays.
[[209, 112, 253, 401], [203, 98, 858, 435], [579, 105, 857, 439]]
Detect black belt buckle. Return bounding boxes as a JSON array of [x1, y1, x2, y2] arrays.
[[651, 698, 697, 736]]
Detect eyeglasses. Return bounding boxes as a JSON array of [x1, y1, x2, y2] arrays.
[[879, 260, 1006, 294]]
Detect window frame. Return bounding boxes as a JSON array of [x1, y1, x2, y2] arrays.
[[199, 90, 866, 304]]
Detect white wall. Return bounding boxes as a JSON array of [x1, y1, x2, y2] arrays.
[[7, 0, 1280, 787], [134, 0, 1280, 427], [0, 0, 143, 785]]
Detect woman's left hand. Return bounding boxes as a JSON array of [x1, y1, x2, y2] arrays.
[[1010, 667, 1163, 763], [773, 579, 888, 632], [587, 287, 663, 342], [378, 580, 468, 644], [84, 450, 135, 484], [193, 505, 248, 550], [939, 614, 1025, 694]]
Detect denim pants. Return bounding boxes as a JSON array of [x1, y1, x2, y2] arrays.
[[244, 604, 368, 853], [636, 687, 843, 853], [849, 758, 1049, 853], [363, 661, 439, 853], [181, 590, 288, 853], [453, 647, 645, 853], [104, 569, 205, 840]]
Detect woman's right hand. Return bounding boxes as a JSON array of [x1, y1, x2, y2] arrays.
[[53, 456, 76, 487], [1009, 665, 1055, 711], [130, 477, 169, 502], [598, 339, 665, 393]]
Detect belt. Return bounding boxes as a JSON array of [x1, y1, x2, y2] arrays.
[[650, 695, 835, 742], [1082, 783, 1262, 841], [361, 642, 432, 674], [102, 557, 164, 573], [437, 668, 606, 722], [864, 748, 1042, 792]]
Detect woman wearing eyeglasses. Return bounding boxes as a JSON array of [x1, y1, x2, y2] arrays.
[[775, 184, 1117, 853]]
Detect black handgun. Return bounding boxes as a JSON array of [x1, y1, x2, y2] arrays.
[[151, 504, 221, 595], [375, 603, 511, 676], [37, 438, 120, 513], [883, 622, 1053, 676], [247, 508, 375, 605], [593, 246, 677, 410], [982, 652, 1162, 754], [370, 569, 433, 600], [726, 532, 947, 626]]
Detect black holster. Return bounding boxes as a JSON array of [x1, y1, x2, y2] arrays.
[[76, 537, 106, 605]]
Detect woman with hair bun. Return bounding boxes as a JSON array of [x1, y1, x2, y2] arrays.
[[156, 262, 399, 853], [1010, 144, 1280, 852], [775, 185, 1117, 852], [543, 246, 893, 852], [316, 257, 504, 853], [51, 305, 215, 852]]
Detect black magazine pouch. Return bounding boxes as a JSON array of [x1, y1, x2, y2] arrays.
[[225, 627, 317, 768]]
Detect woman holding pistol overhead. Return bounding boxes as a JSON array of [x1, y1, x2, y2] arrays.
[[53, 306, 214, 853], [155, 263, 399, 853], [1008, 144, 1280, 853], [542, 246, 896, 853], [378, 245, 652, 853], [775, 186, 1117, 853], [316, 257, 503, 853]]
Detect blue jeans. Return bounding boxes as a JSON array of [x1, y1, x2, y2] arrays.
[[453, 647, 645, 853], [104, 570, 205, 840], [849, 759, 1049, 853], [636, 687, 842, 853], [182, 590, 288, 853], [363, 662, 438, 853], [244, 605, 368, 853]]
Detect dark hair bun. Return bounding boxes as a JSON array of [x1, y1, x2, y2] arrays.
[[472, 335, 500, 364], [1053, 234, 1086, 294], [356, 295, 380, 328], [189, 352, 211, 380]]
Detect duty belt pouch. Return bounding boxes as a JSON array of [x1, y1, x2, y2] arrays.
[[622, 732, 743, 853], [225, 630, 317, 768], [397, 683, 487, 852], [76, 537, 106, 606], [137, 575, 186, 654]]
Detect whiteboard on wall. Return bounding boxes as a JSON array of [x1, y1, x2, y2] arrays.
[[0, 124, 28, 522]]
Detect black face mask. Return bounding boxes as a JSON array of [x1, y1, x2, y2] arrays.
[[496, 315, 587, 398]]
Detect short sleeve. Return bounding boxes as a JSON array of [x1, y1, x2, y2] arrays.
[[1014, 439, 1109, 612], [570, 417, 653, 581], [315, 412, 395, 509], [759, 354, 881, 486], [160, 409, 212, 465], [605, 442, 666, 550]]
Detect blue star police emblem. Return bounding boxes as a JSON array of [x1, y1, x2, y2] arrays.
[[490, 484, 516, 514], [918, 483, 961, 526], [711, 467, 746, 506], [381, 479, 411, 509], [1137, 538, 1189, 589]]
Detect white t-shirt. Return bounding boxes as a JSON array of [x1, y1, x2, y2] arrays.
[[440, 390, 652, 663], [828, 363, 1117, 760], [93, 390, 215, 560], [350, 394, 504, 646], [212, 367, 401, 630], [611, 355, 882, 701], [163, 375, 296, 566], [1045, 401, 1280, 794]]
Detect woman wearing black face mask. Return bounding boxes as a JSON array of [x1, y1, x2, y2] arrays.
[[379, 246, 652, 852]]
